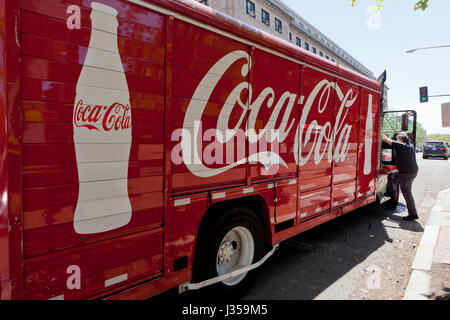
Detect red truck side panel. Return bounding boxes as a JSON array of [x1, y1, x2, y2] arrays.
[[297, 67, 335, 222], [331, 79, 360, 208], [356, 88, 380, 202], [249, 48, 300, 182], [20, 0, 166, 300], [0, 0, 9, 300], [275, 179, 298, 224], [167, 192, 210, 279], [1, 0, 23, 300], [170, 19, 249, 193]]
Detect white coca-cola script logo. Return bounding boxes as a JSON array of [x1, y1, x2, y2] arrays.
[[294, 79, 358, 166], [177, 50, 370, 178], [73, 99, 131, 131]]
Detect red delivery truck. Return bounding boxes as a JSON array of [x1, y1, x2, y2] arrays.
[[0, 0, 416, 300]]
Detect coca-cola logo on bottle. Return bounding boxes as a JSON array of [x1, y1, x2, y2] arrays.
[[73, 99, 131, 132], [72, 2, 133, 235]]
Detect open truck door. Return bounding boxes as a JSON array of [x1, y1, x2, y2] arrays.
[[375, 69, 419, 205], [376, 109, 417, 205], [381, 110, 418, 165]]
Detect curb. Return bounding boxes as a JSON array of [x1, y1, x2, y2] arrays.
[[403, 188, 450, 300]]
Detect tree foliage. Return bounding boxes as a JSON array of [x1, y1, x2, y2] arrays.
[[415, 122, 427, 146], [426, 134, 450, 143], [382, 114, 427, 146], [351, 0, 429, 11]]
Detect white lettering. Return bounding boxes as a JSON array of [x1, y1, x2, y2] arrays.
[[66, 265, 81, 290], [180, 50, 364, 177]]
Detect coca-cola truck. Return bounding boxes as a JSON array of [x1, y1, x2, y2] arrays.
[[0, 0, 416, 300]]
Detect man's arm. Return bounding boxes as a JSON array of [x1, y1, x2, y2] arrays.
[[382, 134, 393, 146]]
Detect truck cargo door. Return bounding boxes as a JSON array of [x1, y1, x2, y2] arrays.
[[20, 0, 165, 299]]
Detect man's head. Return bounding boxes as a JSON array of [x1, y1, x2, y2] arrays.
[[396, 132, 410, 144]]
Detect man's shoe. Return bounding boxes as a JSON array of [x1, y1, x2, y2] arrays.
[[403, 215, 419, 221]]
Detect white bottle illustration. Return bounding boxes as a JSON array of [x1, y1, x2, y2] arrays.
[[363, 94, 373, 175], [73, 2, 132, 234]]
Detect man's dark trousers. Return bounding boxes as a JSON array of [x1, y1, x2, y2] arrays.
[[398, 172, 418, 217], [387, 170, 418, 217]]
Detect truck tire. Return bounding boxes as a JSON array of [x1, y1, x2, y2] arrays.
[[194, 207, 264, 298]]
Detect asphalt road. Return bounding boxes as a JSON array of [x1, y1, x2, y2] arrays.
[[152, 153, 450, 301], [243, 153, 450, 300]]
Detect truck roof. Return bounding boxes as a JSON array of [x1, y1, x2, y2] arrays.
[[152, 0, 382, 93]]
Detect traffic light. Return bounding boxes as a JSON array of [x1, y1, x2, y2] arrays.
[[419, 86, 428, 103]]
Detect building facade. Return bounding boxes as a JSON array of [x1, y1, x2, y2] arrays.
[[196, 0, 375, 79]]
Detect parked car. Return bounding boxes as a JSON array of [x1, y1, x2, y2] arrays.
[[423, 141, 450, 160]]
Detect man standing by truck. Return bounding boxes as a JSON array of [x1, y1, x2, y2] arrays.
[[382, 132, 419, 220]]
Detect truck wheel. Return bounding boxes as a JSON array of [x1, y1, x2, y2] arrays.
[[194, 207, 264, 298]]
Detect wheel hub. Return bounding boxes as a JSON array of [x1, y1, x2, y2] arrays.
[[218, 241, 238, 263], [215, 227, 255, 286]]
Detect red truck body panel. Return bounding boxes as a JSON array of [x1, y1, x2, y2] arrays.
[[0, 0, 381, 300]]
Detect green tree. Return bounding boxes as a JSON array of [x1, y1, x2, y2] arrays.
[[426, 134, 450, 143], [381, 114, 427, 146], [415, 122, 427, 146], [351, 0, 429, 11]]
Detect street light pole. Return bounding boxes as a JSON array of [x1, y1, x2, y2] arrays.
[[428, 94, 450, 98], [406, 44, 450, 53]]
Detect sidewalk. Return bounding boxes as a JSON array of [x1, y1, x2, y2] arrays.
[[403, 188, 450, 300]]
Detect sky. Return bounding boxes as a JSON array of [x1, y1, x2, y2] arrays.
[[281, 0, 450, 135]]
